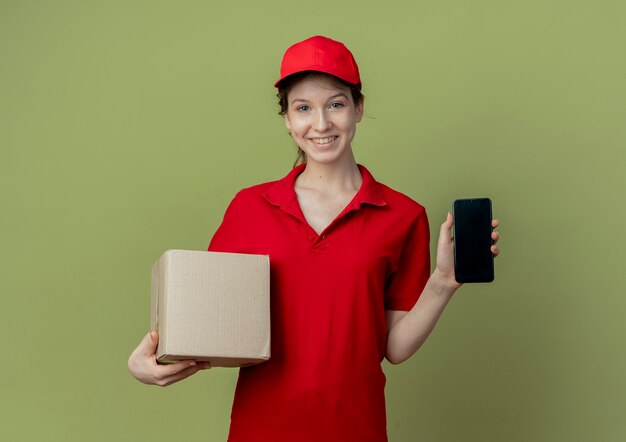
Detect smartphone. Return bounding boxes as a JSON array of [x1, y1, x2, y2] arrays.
[[452, 198, 494, 283]]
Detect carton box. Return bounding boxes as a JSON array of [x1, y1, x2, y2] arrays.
[[151, 249, 270, 367]]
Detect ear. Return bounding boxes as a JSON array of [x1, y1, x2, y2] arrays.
[[355, 97, 364, 123], [284, 114, 292, 131]]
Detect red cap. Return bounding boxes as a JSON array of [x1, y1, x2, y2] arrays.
[[274, 35, 361, 88]]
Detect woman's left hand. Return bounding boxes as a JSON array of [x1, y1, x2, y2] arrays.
[[433, 212, 501, 292]]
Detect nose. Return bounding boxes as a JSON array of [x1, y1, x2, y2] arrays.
[[312, 109, 332, 132]]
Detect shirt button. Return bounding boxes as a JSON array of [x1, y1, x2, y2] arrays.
[[321, 234, 326, 240]]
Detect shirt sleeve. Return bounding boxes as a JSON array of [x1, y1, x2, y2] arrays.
[[384, 207, 431, 311], [207, 191, 245, 253]]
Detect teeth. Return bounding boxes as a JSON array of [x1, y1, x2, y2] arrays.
[[312, 136, 337, 144]]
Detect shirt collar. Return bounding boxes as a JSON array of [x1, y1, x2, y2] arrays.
[[263, 163, 387, 210]]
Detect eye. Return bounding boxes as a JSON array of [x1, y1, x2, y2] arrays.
[[297, 105, 310, 112], [329, 102, 344, 109]]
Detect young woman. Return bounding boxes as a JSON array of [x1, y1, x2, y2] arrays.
[[128, 35, 501, 441]]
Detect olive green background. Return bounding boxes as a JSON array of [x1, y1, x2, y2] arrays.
[[1, 1, 624, 441]]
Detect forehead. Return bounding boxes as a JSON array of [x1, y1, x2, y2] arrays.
[[288, 75, 351, 102]]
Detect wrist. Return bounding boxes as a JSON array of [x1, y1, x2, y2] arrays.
[[431, 267, 461, 297]]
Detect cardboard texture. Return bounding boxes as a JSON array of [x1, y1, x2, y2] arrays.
[[151, 250, 271, 367]]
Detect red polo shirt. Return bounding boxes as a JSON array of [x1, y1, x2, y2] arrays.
[[208, 163, 430, 442]]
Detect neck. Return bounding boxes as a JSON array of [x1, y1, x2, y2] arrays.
[[296, 152, 362, 193]]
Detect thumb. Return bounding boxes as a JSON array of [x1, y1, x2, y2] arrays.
[[140, 330, 159, 357], [439, 212, 453, 243]]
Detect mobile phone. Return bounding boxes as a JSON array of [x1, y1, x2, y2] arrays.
[[452, 198, 494, 283]]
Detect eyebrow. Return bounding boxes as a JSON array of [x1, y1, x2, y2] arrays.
[[290, 92, 349, 105]]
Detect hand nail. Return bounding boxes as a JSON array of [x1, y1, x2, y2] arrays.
[[188, 361, 196, 367]]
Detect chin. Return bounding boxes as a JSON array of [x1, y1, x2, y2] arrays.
[[304, 153, 343, 165], [303, 147, 350, 165]]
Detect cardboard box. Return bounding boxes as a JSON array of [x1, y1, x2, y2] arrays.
[[151, 249, 270, 367]]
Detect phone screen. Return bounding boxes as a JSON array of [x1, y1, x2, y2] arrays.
[[453, 198, 494, 283]]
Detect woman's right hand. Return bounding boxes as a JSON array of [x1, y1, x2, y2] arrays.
[[127, 331, 211, 387]]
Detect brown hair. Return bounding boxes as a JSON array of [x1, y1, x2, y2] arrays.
[[276, 71, 364, 167]]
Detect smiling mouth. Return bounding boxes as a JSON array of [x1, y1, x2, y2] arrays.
[[310, 136, 338, 145]]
